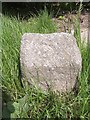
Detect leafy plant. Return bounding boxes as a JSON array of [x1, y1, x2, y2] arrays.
[[1, 8, 89, 119]]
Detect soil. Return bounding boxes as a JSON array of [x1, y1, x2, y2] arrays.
[[53, 12, 89, 32], [52, 11, 90, 43]]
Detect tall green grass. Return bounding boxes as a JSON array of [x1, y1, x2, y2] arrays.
[[1, 11, 56, 99], [1, 10, 89, 119]]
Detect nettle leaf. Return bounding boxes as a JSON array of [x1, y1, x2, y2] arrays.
[[7, 96, 29, 118], [10, 96, 29, 118], [3, 101, 20, 118], [7, 101, 15, 113], [13, 102, 20, 115], [18, 96, 26, 106], [18, 95, 29, 113], [11, 102, 20, 118]]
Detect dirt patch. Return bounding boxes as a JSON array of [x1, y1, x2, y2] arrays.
[[52, 12, 89, 43], [53, 12, 89, 31]]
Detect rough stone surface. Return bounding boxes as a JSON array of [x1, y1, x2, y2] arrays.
[[20, 33, 82, 93]]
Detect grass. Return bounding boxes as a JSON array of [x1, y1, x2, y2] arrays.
[[1, 10, 90, 119]]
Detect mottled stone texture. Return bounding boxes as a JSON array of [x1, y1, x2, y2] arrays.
[[20, 33, 82, 93]]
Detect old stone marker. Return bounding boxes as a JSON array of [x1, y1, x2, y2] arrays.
[[20, 33, 82, 93]]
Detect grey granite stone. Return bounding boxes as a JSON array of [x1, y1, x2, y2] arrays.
[[20, 32, 82, 93]]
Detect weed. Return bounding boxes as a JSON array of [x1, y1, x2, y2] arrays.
[[1, 9, 89, 119]]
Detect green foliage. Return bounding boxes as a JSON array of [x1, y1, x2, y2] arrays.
[[28, 10, 57, 33], [58, 15, 65, 20], [1, 9, 89, 119], [1, 11, 56, 100]]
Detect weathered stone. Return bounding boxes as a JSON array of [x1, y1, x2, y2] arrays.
[[20, 33, 82, 93]]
